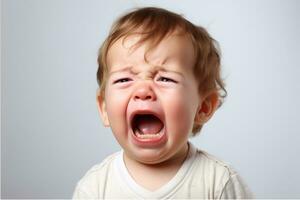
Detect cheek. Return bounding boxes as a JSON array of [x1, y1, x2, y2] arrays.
[[162, 88, 198, 135], [105, 88, 129, 134]]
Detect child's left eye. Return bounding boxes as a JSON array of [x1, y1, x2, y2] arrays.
[[113, 78, 132, 84], [157, 77, 177, 83]]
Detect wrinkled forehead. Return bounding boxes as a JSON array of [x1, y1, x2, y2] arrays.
[[106, 30, 196, 71]]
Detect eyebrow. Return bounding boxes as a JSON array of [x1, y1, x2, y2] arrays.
[[109, 65, 184, 77]]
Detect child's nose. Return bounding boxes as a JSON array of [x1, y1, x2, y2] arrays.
[[133, 83, 156, 101]]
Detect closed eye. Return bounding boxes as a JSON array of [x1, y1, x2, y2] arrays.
[[113, 78, 132, 84], [157, 76, 177, 83]]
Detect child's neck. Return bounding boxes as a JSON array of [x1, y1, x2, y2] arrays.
[[123, 143, 189, 191]]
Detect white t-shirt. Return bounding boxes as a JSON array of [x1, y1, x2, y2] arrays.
[[73, 143, 252, 199]]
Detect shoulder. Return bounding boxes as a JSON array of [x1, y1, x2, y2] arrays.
[[192, 149, 236, 188], [191, 148, 253, 198], [83, 152, 117, 175], [195, 149, 237, 177], [72, 152, 119, 199]]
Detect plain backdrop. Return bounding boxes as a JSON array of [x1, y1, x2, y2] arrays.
[[2, 0, 300, 198]]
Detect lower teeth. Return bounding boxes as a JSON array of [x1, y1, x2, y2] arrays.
[[135, 130, 161, 139]]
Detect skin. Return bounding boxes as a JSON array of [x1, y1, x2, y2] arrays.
[[96, 31, 219, 191]]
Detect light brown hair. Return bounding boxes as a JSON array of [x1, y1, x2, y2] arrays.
[[97, 7, 227, 135]]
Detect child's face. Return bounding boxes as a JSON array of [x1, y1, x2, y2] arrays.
[[98, 32, 208, 164]]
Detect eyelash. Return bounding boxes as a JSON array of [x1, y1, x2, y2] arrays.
[[113, 76, 177, 84], [157, 76, 177, 83], [113, 78, 132, 84]]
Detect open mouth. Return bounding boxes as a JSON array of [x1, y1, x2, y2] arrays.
[[131, 114, 165, 140]]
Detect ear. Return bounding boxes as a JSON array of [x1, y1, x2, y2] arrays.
[[96, 88, 110, 127], [194, 91, 220, 125]]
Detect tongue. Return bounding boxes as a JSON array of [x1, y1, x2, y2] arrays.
[[136, 115, 163, 135]]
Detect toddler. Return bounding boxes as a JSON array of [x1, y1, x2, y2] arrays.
[[73, 7, 252, 199]]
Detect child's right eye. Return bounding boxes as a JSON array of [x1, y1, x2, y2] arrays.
[[113, 78, 132, 84]]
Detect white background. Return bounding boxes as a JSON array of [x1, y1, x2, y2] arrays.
[[2, 0, 300, 198]]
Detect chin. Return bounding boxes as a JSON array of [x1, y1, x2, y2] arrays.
[[127, 147, 170, 165]]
